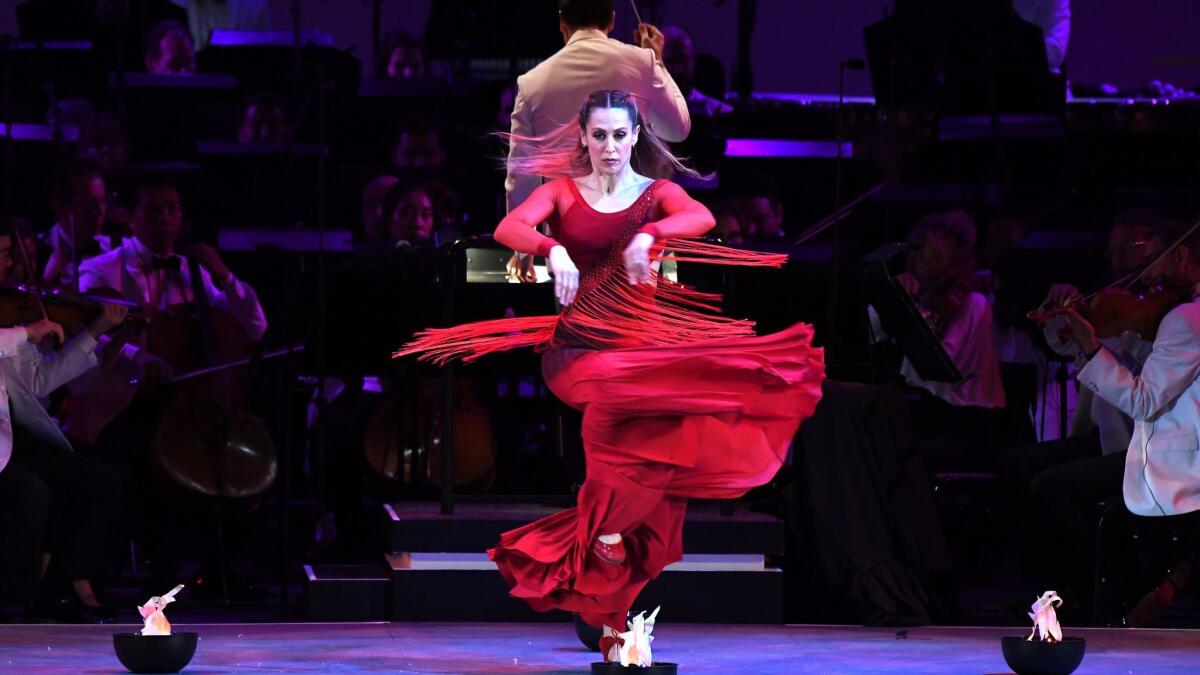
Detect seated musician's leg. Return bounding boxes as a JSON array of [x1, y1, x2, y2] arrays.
[[0, 462, 51, 621], [12, 427, 121, 617]]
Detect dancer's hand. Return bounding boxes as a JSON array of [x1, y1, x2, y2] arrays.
[[547, 245, 580, 306], [623, 232, 655, 285]]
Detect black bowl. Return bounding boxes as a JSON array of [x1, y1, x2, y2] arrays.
[[112, 632, 198, 673], [1000, 636, 1086, 675], [591, 662, 677, 674]]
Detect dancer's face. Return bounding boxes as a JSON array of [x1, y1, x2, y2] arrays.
[[582, 107, 639, 177]]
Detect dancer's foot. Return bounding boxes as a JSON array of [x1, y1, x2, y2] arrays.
[[592, 534, 626, 565], [599, 625, 623, 662]]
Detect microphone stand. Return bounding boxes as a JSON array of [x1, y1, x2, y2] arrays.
[[826, 58, 864, 362]]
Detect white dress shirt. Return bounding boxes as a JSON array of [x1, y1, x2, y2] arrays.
[[505, 28, 691, 212], [1013, 0, 1071, 71], [42, 221, 116, 288], [1043, 317, 1153, 454], [0, 327, 99, 474], [1078, 295, 1200, 516], [77, 236, 268, 342], [869, 292, 1007, 409]]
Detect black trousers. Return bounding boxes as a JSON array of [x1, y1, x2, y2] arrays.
[[0, 461, 50, 617], [999, 435, 1126, 601], [9, 424, 122, 591]]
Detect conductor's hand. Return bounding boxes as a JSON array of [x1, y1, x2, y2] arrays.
[[25, 319, 65, 345], [547, 245, 580, 306], [635, 23, 665, 62], [623, 232, 655, 285], [895, 272, 921, 296], [1042, 283, 1081, 310]]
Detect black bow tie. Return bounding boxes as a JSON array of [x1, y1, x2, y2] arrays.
[[77, 241, 102, 259], [149, 255, 181, 271]]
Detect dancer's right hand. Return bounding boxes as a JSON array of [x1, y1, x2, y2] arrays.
[[548, 245, 580, 306]]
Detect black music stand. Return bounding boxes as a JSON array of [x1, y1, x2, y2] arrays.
[[863, 1, 1062, 116], [117, 73, 240, 160], [862, 243, 963, 384], [194, 140, 329, 230]]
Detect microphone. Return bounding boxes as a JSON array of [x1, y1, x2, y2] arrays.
[[841, 58, 866, 71]]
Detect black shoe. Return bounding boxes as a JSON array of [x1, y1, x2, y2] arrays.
[[574, 613, 603, 651], [39, 596, 111, 624]]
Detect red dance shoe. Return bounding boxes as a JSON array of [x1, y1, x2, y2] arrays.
[[592, 537, 627, 565], [599, 626, 624, 662]]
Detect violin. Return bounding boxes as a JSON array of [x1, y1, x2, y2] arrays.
[[915, 285, 968, 337], [1028, 280, 1190, 341], [0, 284, 142, 335]]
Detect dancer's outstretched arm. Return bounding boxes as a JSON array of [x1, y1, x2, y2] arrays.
[[625, 182, 716, 284], [638, 181, 716, 240]]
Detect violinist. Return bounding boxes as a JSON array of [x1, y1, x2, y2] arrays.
[[1001, 211, 1161, 618], [1068, 219, 1200, 518], [868, 211, 1004, 473], [880, 211, 1006, 402], [0, 218, 129, 622]]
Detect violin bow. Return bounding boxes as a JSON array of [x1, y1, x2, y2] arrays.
[[12, 227, 53, 324], [1081, 217, 1200, 303]]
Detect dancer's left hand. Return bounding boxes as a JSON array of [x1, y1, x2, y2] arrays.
[[623, 233, 655, 285]]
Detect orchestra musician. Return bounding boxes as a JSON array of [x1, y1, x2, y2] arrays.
[[1062, 219, 1200, 517], [1001, 209, 1161, 618], [871, 211, 1006, 470], [0, 218, 129, 622], [68, 177, 267, 590]]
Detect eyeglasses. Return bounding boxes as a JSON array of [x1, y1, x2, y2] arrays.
[[139, 202, 182, 216], [1106, 240, 1148, 258]]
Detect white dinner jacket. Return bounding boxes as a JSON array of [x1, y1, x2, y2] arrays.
[[505, 28, 691, 212], [1078, 297, 1200, 516], [0, 327, 99, 473]]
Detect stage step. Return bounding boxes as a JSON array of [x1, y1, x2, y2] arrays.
[[387, 552, 782, 623], [384, 501, 783, 555], [304, 564, 390, 621]]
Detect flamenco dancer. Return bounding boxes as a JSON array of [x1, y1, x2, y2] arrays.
[[397, 90, 825, 664]]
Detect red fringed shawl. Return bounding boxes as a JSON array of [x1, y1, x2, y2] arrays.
[[394, 191, 788, 364]]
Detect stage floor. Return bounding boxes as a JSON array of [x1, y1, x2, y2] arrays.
[[1, 622, 1198, 673]]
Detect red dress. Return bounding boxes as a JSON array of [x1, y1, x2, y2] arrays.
[[398, 178, 824, 629]]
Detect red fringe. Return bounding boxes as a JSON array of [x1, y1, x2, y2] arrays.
[[392, 315, 558, 364], [394, 185, 788, 363], [659, 238, 789, 268]]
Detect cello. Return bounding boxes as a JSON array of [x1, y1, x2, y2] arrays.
[[150, 255, 277, 498]]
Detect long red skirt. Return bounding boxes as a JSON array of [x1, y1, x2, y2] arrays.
[[487, 322, 825, 628]]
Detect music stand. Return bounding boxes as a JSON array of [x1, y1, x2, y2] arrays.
[[863, 2, 1061, 116], [862, 242, 963, 383], [117, 73, 240, 160], [194, 140, 329, 230]]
